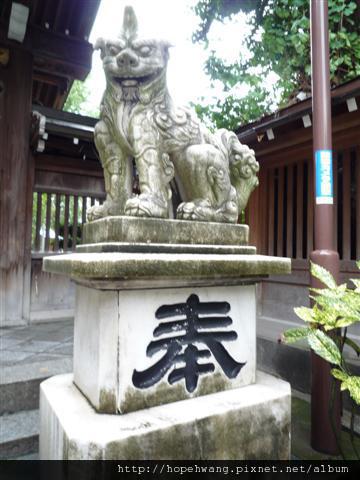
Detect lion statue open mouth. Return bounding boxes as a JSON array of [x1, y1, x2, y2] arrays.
[[87, 6, 259, 224]]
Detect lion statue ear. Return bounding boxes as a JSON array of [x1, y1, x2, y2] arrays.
[[161, 40, 173, 62], [94, 37, 106, 59]]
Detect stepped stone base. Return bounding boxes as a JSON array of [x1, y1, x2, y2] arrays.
[[39, 371, 291, 460]]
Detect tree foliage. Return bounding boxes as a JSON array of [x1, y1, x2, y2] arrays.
[[63, 80, 88, 114], [192, 0, 360, 130], [63, 79, 99, 118]]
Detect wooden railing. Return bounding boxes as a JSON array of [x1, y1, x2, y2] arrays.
[[265, 146, 359, 261], [31, 191, 104, 252]]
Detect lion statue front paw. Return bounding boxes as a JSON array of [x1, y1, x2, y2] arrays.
[[125, 194, 169, 219]]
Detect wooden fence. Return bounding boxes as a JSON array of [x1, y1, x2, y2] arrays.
[[266, 146, 359, 262], [28, 151, 105, 322], [31, 153, 105, 254], [32, 191, 104, 252]]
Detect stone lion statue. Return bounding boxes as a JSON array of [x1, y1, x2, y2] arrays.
[[87, 6, 259, 224]]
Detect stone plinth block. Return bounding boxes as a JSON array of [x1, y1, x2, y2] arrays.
[[43, 251, 291, 413], [43, 252, 290, 290], [82, 216, 249, 246], [40, 372, 291, 460], [73, 284, 256, 414]]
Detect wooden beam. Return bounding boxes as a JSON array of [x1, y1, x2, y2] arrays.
[[54, 193, 61, 252], [333, 153, 338, 252], [296, 163, 304, 259], [82, 196, 87, 225], [236, 80, 360, 141], [22, 151, 35, 322], [342, 149, 351, 260], [245, 177, 260, 248], [0, 47, 33, 325], [63, 195, 69, 251], [259, 166, 269, 255], [251, 126, 358, 169], [35, 154, 102, 176], [307, 159, 314, 258], [286, 165, 294, 258], [251, 111, 360, 159], [72, 195, 78, 250], [33, 71, 68, 91], [277, 167, 284, 257], [35, 192, 42, 251], [29, 25, 93, 80], [0, 23, 93, 80], [267, 169, 275, 256], [34, 170, 105, 198]]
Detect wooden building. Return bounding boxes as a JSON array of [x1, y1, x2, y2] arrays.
[[29, 107, 103, 323], [237, 78, 360, 392], [0, 0, 101, 326]]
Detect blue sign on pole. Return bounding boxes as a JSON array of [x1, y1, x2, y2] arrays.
[[315, 150, 333, 204]]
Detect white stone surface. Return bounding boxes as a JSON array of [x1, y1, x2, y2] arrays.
[[40, 371, 291, 460], [73, 287, 119, 413], [73, 284, 256, 413]]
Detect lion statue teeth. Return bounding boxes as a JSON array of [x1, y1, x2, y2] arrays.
[[87, 6, 259, 224]]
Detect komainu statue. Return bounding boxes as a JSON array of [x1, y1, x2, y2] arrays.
[[87, 6, 259, 224]]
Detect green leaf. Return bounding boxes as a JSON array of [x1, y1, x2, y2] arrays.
[[334, 317, 358, 329], [282, 327, 311, 344], [341, 376, 360, 405], [294, 306, 316, 323], [310, 262, 337, 289], [308, 330, 342, 366], [331, 368, 348, 382]]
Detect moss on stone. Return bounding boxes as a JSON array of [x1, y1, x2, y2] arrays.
[[119, 373, 253, 413], [43, 252, 291, 283], [120, 381, 186, 413], [196, 398, 290, 459], [99, 388, 117, 414], [103, 396, 290, 460]]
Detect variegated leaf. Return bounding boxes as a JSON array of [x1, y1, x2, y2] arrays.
[[308, 330, 341, 366]]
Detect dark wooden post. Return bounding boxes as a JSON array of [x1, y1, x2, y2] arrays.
[[310, 0, 341, 454], [0, 45, 33, 326]]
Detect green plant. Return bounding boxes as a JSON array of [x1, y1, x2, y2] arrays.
[[283, 261, 360, 458], [283, 261, 360, 405], [192, 0, 360, 129]]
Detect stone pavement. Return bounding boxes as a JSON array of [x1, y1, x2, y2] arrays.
[[0, 320, 73, 459], [0, 320, 74, 369]]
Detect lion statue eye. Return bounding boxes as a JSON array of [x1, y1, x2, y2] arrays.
[[138, 45, 152, 56], [109, 46, 120, 56]]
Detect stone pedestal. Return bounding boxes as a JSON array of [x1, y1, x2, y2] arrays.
[[40, 371, 291, 460], [41, 216, 291, 459], [74, 284, 257, 414]]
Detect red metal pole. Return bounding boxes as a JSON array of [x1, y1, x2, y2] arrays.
[[310, 0, 341, 454]]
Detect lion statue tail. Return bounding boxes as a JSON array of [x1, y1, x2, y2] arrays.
[[213, 129, 260, 213]]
